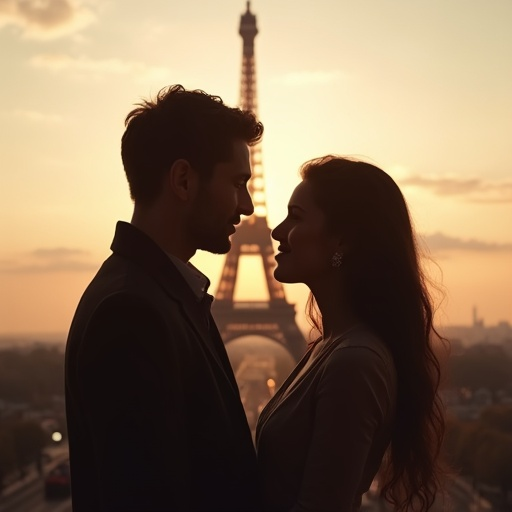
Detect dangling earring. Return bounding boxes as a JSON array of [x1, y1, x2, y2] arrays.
[[331, 252, 343, 268]]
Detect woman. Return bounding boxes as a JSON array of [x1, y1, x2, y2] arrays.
[[256, 156, 446, 511]]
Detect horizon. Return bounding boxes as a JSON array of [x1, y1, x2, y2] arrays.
[[1, 312, 511, 346]]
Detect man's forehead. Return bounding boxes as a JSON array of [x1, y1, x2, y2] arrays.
[[226, 140, 251, 169], [213, 152, 251, 178], [231, 139, 250, 160]]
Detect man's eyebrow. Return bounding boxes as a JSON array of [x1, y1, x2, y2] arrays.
[[234, 171, 251, 181], [288, 204, 305, 212]]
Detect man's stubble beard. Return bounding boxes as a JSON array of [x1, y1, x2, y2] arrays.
[[196, 229, 232, 255], [187, 196, 232, 255]]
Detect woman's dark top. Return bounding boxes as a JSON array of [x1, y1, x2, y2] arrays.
[[256, 325, 397, 512]]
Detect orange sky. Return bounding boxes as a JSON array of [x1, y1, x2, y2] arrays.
[[0, 0, 511, 335]]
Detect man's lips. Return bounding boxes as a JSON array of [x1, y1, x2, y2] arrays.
[[229, 218, 241, 234]]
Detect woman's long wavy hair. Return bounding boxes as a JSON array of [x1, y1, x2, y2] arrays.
[[301, 156, 447, 511]]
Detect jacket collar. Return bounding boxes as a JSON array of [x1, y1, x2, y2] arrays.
[[111, 221, 197, 304], [166, 252, 210, 301], [110, 221, 238, 393]]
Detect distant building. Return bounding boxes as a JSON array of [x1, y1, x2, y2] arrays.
[[440, 307, 512, 347]]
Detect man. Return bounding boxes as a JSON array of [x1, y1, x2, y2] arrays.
[[65, 85, 264, 511]]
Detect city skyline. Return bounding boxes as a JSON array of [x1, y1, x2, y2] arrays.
[[1, 0, 511, 335]]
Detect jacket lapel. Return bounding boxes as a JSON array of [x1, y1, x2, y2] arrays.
[[110, 221, 239, 395]]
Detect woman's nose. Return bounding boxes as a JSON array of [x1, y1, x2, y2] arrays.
[[271, 221, 285, 242]]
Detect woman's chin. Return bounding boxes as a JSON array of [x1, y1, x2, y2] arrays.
[[273, 267, 296, 284]]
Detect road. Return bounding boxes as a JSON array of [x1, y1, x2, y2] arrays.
[[0, 477, 71, 512], [0, 445, 71, 512]]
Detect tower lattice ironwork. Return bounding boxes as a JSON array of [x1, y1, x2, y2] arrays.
[[212, 1, 306, 362]]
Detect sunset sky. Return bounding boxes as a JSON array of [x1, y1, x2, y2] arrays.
[[1, 0, 511, 337]]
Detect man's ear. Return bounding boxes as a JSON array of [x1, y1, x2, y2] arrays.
[[168, 159, 198, 201]]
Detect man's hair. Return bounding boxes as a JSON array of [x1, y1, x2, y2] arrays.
[[121, 84, 264, 205]]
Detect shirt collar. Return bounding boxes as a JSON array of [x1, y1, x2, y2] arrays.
[[166, 253, 211, 301]]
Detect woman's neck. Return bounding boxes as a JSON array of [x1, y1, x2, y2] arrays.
[[312, 283, 360, 340]]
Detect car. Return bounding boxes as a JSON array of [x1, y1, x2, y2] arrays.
[[44, 460, 71, 499]]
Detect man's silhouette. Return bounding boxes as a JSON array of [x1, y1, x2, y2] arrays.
[[65, 85, 264, 511]]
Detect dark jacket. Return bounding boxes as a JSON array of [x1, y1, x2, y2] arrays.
[[65, 221, 259, 512]]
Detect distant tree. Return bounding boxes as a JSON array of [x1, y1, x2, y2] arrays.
[[0, 430, 17, 493], [447, 344, 512, 399], [480, 405, 512, 435], [445, 409, 512, 509], [443, 417, 476, 474], [0, 418, 47, 483], [0, 350, 30, 402], [0, 345, 64, 488], [456, 422, 486, 476], [25, 345, 65, 404], [10, 420, 46, 473], [473, 429, 512, 509], [0, 345, 64, 405]]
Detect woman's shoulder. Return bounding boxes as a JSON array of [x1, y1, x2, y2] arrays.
[[323, 325, 397, 404], [330, 324, 395, 372]]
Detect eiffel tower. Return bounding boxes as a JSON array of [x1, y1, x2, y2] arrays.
[[212, 1, 306, 363]]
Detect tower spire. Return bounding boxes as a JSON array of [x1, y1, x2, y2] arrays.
[[239, 0, 258, 112], [238, 0, 266, 218], [212, 3, 306, 363]]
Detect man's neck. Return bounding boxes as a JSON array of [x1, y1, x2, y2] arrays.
[[131, 208, 195, 262]]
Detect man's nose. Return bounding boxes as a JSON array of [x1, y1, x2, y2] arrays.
[[238, 187, 254, 217]]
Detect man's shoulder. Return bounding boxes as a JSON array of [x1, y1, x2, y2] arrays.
[[87, 252, 182, 301], [66, 270, 188, 356], [71, 254, 186, 331]]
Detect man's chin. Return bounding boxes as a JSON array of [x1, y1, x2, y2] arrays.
[[199, 238, 232, 255]]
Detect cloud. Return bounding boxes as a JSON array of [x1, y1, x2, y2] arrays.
[[30, 53, 171, 83], [13, 109, 63, 124], [275, 70, 345, 86], [0, 0, 95, 40], [421, 232, 512, 253], [1, 233, 510, 275], [0, 248, 97, 273], [401, 175, 512, 203], [31, 248, 87, 259]]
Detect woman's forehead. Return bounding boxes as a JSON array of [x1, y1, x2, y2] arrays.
[[289, 180, 313, 204]]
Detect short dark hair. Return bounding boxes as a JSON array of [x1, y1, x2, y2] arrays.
[[121, 84, 264, 205]]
